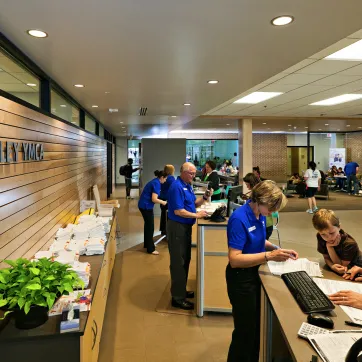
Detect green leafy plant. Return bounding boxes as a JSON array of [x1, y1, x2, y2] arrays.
[[0, 258, 84, 318]]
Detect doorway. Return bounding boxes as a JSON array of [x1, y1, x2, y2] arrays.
[[287, 146, 314, 176]]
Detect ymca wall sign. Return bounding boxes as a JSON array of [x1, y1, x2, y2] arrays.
[[0, 141, 44, 163]]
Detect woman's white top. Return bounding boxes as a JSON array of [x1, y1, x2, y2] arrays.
[[305, 168, 321, 188]]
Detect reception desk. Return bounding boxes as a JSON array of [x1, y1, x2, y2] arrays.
[[0, 216, 118, 362]]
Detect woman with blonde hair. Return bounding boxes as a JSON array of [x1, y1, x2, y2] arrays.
[[226, 180, 298, 362], [159, 164, 176, 236]]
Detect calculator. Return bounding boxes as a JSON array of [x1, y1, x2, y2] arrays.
[[297, 322, 331, 340]]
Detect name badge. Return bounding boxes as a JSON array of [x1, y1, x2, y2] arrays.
[[248, 226, 256, 232]]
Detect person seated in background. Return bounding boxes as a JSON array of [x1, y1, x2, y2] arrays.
[[253, 166, 266, 181], [329, 165, 338, 176], [335, 167, 346, 190], [313, 209, 362, 275], [329, 265, 362, 309], [289, 173, 302, 184], [202, 160, 221, 201]]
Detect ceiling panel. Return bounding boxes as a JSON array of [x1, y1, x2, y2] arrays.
[[1, 84, 36, 92], [281, 59, 318, 74], [339, 64, 362, 76], [311, 74, 362, 86], [276, 73, 327, 85], [296, 59, 361, 75]]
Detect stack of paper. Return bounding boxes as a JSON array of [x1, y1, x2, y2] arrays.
[[85, 238, 105, 255], [98, 217, 112, 233], [78, 214, 97, 224], [267, 258, 323, 277], [72, 224, 90, 241], [34, 250, 53, 260], [49, 240, 69, 253], [88, 222, 106, 240], [54, 250, 79, 265], [313, 278, 362, 324], [66, 239, 87, 255], [71, 262, 91, 288], [49, 289, 92, 316]]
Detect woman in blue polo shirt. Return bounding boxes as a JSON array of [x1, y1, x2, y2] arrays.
[[159, 164, 176, 236], [138, 170, 168, 255], [226, 180, 298, 362]]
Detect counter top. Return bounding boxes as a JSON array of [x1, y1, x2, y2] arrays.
[[197, 218, 228, 227]]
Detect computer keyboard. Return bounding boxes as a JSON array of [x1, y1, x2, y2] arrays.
[[281, 271, 335, 314]]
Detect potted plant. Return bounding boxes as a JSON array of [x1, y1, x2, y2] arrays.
[[0, 257, 83, 329]]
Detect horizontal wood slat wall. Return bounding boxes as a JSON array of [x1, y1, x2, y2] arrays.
[[0, 96, 107, 266]]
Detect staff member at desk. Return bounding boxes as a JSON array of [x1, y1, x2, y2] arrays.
[[202, 160, 221, 201], [226, 180, 298, 362], [167, 162, 211, 310], [138, 170, 168, 255]]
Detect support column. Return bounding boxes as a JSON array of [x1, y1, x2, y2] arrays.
[[238, 118, 253, 185]]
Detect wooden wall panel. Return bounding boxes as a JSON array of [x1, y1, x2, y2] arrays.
[[0, 96, 107, 264]]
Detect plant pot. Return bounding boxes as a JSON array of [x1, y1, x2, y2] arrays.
[[14, 306, 48, 330]]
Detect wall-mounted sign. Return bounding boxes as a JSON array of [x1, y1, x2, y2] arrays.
[[0, 141, 44, 163]]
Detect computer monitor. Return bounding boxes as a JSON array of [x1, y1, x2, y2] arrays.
[[227, 185, 243, 216]]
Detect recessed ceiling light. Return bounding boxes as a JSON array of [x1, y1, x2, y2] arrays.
[[26, 83, 37, 87], [347, 125, 351, 127], [359, 127, 362, 129], [109, 108, 118, 112], [262, 122, 267, 125], [325, 123, 329, 126], [121, 127, 125, 129], [226, 123, 230, 126], [310, 94, 362, 106], [171, 115, 177, 118], [92, 105, 98, 108], [234, 92, 283, 104], [74, 84, 84, 88], [207, 80, 219, 84], [271, 16, 294, 26], [184, 103, 191, 106], [325, 39, 362, 61], [105, 91, 110, 94], [60, 104, 67, 107], [337, 129, 340, 131], [288, 124, 292, 126], [120, 121, 123, 124], [305, 127, 308, 129], [27, 29, 48, 38], [318, 129, 322, 131]]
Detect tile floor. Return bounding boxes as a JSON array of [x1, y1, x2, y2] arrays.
[[99, 186, 362, 362]]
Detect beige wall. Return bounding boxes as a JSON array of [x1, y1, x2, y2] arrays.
[[345, 132, 362, 167]]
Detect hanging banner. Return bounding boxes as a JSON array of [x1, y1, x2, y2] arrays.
[[329, 148, 345, 169]]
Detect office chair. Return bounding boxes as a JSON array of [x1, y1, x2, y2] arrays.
[[272, 211, 281, 248]]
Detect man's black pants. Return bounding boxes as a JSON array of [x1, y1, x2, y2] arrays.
[[139, 208, 155, 253], [226, 263, 261, 362], [167, 219, 192, 301]]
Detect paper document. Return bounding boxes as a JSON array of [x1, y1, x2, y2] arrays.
[[267, 258, 323, 277], [49, 289, 92, 316], [313, 278, 362, 324], [308, 332, 362, 362]]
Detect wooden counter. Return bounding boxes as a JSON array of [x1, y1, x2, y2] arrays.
[[0, 216, 118, 362]]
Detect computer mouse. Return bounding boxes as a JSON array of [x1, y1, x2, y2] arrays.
[[307, 313, 334, 329]]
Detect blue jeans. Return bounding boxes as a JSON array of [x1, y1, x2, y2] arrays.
[[347, 174, 359, 195]]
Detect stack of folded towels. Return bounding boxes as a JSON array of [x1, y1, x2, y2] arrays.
[[71, 261, 91, 288], [85, 238, 105, 256]]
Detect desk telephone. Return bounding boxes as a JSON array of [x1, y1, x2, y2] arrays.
[[204, 205, 227, 222], [346, 338, 362, 362]]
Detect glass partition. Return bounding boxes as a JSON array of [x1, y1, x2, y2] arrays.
[[0, 47, 39, 107], [99, 125, 104, 138], [51, 88, 79, 125], [186, 140, 238, 170], [128, 140, 141, 185], [85, 114, 96, 134]]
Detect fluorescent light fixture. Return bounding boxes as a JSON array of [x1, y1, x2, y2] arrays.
[[92, 105, 98, 108], [26, 83, 37, 87], [74, 84, 84, 88], [60, 104, 67, 107], [109, 108, 118, 112], [271, 16, 294, 26], [27, 29, 48, 38], [171, 116, 177, 118], [183, 103, 191, 106], [207, 80, 219, 84], [234, 92, 283, 104], [325, 39, 362, 61], [310, 94, 362, 106]]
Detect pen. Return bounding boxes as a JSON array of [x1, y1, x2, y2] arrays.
[[345, 320, 362, 327]]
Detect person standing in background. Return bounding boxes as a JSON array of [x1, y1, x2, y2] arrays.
[[231, 152, 238, 167], [304, 161, 321, 214], [124, 158, 140, 199], [344, 160, 360, 196], [167, 162, 211, 310], [159, 164, 176, 236], [138, 170, 168, 255], [202, 160, 221, 201]]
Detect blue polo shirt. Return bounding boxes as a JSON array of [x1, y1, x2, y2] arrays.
[[168, 176, 196, 225], [344, 162, 359, 176], [160, 175, 175, 200], [138, 178, 161, 210], [227, 200, 266, 253]]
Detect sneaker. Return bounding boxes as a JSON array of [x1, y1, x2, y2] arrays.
[[312, 207, 319, 212], [306, 209, 314, 214]]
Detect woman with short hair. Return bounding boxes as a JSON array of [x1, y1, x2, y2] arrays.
[[226, 180, 298, 362], [203, 160, 221, 201]]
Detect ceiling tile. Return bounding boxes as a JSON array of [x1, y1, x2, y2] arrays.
[[348, 29, 362, 39], [311, 74, 362, 86], [338, 64, 362, 76], [276, 73, 327, 85], [281, 59, 318, 74], [297, 59, 360, 75]]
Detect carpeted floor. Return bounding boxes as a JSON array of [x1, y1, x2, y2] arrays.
[[281, 191, 362, 212]]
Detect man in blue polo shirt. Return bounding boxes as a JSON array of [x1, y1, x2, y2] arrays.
[[344, 160, 360, 196], [167, 162, 210, 310]]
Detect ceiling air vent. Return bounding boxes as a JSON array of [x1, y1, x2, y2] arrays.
[[139, 107, 148, 116]]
